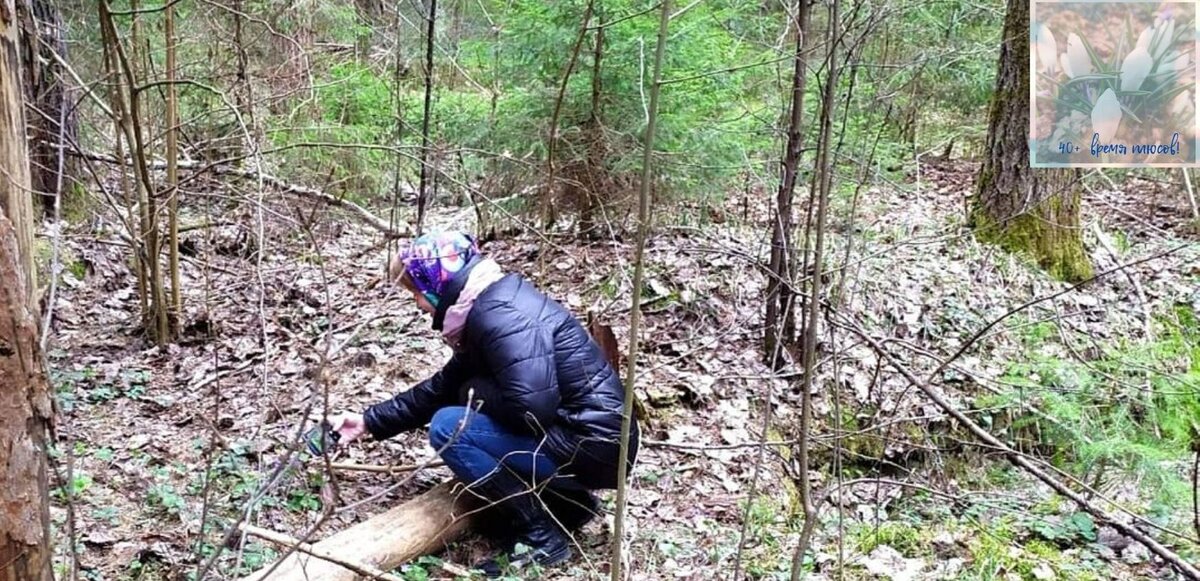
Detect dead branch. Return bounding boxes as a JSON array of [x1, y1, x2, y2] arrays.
[[304, 460, 445, 474], [74, 150, 411, 238]]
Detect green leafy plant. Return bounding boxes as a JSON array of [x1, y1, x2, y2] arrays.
[[53, 472, 93, 501]]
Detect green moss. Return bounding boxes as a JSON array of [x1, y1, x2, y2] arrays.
[[851, 520, 925, 556], [972, 202, 1093, 283], [837, 412, 887, 460], [60, 183, 93, 224], [766, 425, 803, 520]]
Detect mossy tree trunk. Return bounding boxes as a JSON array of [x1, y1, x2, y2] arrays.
[[973, 0, 1092, 282]]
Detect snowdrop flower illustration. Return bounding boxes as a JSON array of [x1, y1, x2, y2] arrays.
[[1121, 46, 1153, 91], [1091, 88, 1122, 143], [1061, 33, 1092, 78], [1161, 50, 1190, 74], [1172, 90, 1193, 117], [1035, 23, 1058, 74], [1136, 15, 1175, 58]]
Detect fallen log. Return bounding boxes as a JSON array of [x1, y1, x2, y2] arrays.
[[240, 480, 477, 581], [237, 523, 405, 581]]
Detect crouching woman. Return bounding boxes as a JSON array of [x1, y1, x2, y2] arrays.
[[334, 231, 639, 577]]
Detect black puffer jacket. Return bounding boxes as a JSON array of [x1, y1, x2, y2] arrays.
[[364, 270, 638, 489]]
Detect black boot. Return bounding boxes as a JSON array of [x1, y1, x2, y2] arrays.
[[469, 477, 573, 577], [542, 486, 599, 532]]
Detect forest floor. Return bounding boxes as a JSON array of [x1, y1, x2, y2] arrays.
[[43, 159, 1200, 580]]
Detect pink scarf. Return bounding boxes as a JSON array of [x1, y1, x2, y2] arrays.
[[441, 258, 505, 349]]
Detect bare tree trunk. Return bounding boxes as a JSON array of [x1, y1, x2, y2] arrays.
[[99, 0, 171, 343], [1, 0, 37, 310], [611, 2, 669, 579], [353, 0, 378, 63], [19, 0, 74, 216], [166, 0, 181, 322], [416, 0, 437, 235], [0, 3, 53, 576], [973, 0, 1092, 282], [229, 0, 249, 162], [101, 23, 149, 325], [233, 0, 247, 115], [764, 0, 810, 368], [578, 5, 605, 239], [386, 0, 406, 271], [0, 219, 54, 581], [791, 0, 838, 577]]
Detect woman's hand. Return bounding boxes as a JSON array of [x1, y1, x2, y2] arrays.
[[329, 412, 368, 443]]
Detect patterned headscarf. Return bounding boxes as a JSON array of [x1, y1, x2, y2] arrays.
[[399, 231, 479, 306]]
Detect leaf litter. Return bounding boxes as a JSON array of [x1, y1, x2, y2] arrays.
[[44, 159, 1199, 579]]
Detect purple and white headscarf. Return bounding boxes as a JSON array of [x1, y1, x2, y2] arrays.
[[400, 231, 479, 306]]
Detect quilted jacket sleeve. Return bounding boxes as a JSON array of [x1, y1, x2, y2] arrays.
[[362, 350, 471, 440], [472, 302, 561, 435]]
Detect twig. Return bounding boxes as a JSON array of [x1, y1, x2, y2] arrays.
[[1089, 222, 1152, 341], [643, 438, 796, 450], [612, 3, 671, 579], [190, 356, 263, 391], [1193, 445, 1200, 542], [731, 383, 777, 581], [305, 460, 445, 474], [237, 523, 405, 581], [335, 397, 478, 516]]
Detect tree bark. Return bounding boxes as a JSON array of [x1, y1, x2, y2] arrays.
[[0, 4, 54, 577], [415, 0, 437, 235], [19, 0, 73, 216], [238, 481, 475, 581], [1, 0, 37, 311], [166, 0, 181, 322], [764, 0, 810, 368], [973, 0, 1092, 282]]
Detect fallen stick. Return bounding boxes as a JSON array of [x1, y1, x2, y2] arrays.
[[237, 523, 405, 581], [190, 356, 262, 391], [239, 480, 477, 581], [306, 460, 446, 474], [836, 313, 1200, 580]]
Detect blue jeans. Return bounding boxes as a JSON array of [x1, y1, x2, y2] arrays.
[[429, 406, 600, 537], [429, 406, 575, 493]]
